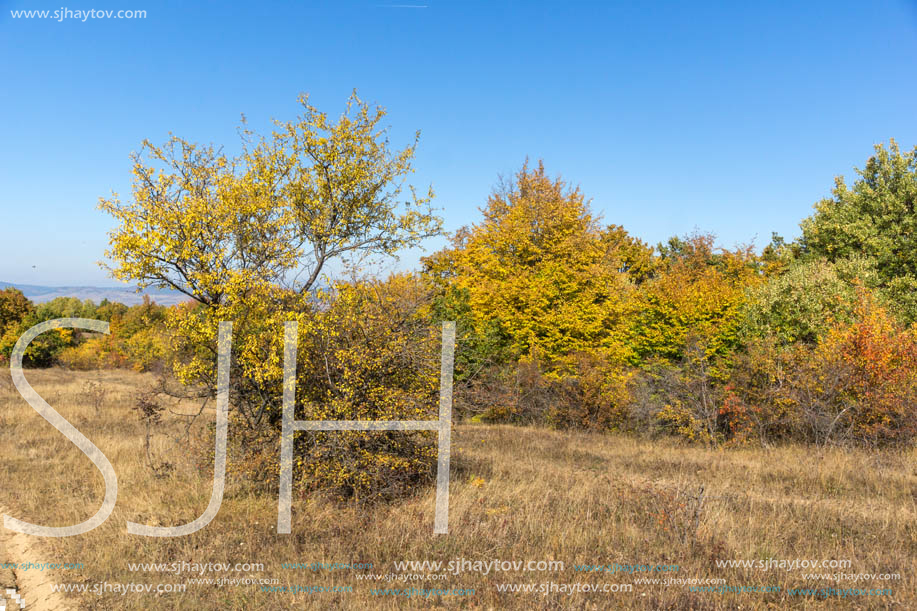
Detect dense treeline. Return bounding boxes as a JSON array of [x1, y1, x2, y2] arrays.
[[0, 294, 168, 371], [6, 92, 915, 503], [3, 141, 916, 454], [425, 142, 917, 448]]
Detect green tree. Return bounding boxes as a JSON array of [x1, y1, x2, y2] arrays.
[[740, 259, 854, 345], [0, 291, 90, 367], [800, 139, 917, 322]]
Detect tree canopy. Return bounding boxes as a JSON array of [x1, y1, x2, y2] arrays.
[[426, 160, 637, 364], [800, 140, 917, 322]]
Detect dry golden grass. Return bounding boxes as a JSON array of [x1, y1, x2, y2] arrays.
[[0, 368, 914, 609]]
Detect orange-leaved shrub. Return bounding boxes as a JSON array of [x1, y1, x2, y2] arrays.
[[724, 289, 917, 447], [814, 290, 917, 446]]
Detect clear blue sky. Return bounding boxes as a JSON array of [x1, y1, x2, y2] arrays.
[[2, 0, 916, 285]]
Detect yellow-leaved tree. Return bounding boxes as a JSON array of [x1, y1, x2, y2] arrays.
[[424, 161, 645, 427], [434, 160, 638, 361], [630, 233, 761, 365], [100, 92, 443, 500]]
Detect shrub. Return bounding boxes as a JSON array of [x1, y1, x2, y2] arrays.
[[631, 338, 726, 445], [722, 337, 806, 445], [813, 291, 917, 446], [0, 315, 75, 367], [228, 274, 442, 503], [454, 357, 550, 425], [727, 290, 917, 447], [546, 352, 631, 430], [455, 352, 631, 432], [55, 298, 169, 371]]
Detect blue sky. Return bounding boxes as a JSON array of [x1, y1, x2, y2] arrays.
[[1, 0, 916, 285]]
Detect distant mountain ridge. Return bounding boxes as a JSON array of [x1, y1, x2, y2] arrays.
[[0, 281, 188, 306]]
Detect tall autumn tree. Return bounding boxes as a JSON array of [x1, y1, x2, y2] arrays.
[[800, 139, 917, 323], [100, 92, 443, 479], [426, 160, 637, 366]]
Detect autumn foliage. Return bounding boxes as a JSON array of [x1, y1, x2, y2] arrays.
[[9, 108, 914, 511], [426, 160, 636, 364], [96, 93, 443, 500], [426, 143, 917, 449], [229, 274, 441, 501]]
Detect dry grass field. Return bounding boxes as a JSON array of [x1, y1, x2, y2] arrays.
[[0, 368, 914, 609]]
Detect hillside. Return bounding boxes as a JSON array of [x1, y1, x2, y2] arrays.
[[0, 281, 187, 306]]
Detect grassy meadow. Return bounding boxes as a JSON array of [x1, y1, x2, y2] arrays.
[[0, 368, 914, 610]]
